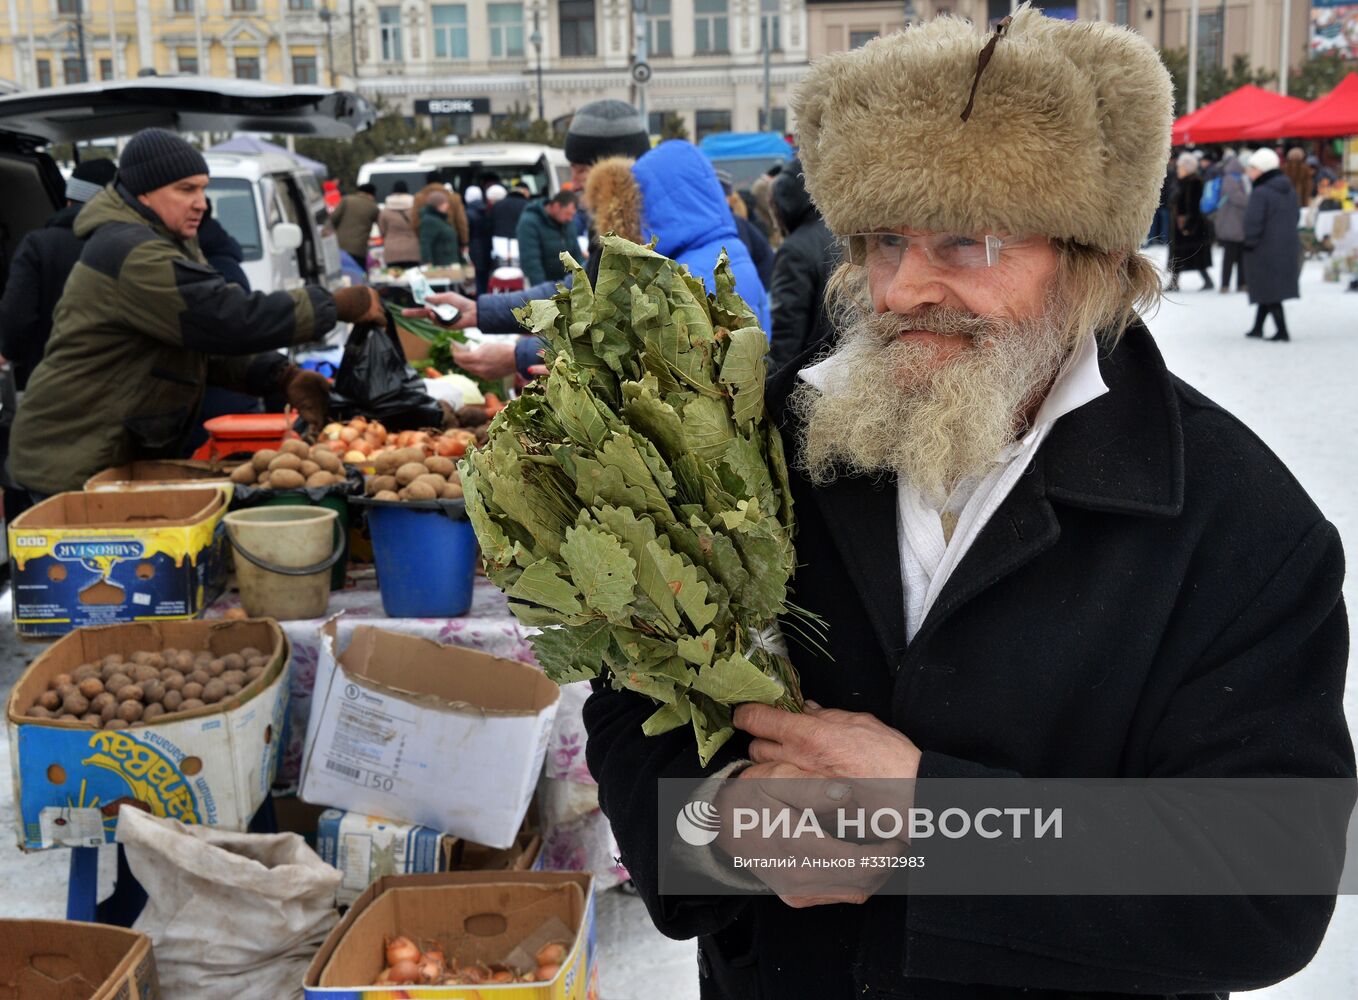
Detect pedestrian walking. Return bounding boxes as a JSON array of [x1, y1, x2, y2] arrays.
[[465, 185, 494, 294], [413, 182, 468, 262], [1167, 152, 1214, 291], [1212, 152, 1250, 294], [768, 157, 837, 372], [377, 180, 419, 268], [330, 182, 380, 263], [1242, 148, 1301, 342], [515, 190, 579, 285], [418, 190, 461, 267], [1281, 147, 1314, 209]]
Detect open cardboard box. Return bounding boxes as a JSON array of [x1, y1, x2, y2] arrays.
[[304, 871, 596, 999], [0, 919, 160, 1000], [300, 626, 559, 849], [7, 618, 289, 850], [7, 488, 228, 637], [84, 460, 234, 497]]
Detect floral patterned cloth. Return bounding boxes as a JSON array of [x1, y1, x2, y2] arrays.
[[206, 569, 626, 888]]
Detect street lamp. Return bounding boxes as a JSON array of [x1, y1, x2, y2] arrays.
[[63, 0, 89, 84], [319, 4, 337, 85], [530, 10, 544, 122]]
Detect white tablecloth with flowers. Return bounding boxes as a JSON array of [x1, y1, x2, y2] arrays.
[[206, 570, 626, 887]]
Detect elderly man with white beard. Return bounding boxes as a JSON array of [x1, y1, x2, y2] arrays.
[[582, 7, 1352, 999]]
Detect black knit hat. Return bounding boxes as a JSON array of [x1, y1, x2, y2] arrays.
[[118, 128, 210, 196], [65, 157, 118, 203], [564, 100, 651, 166]]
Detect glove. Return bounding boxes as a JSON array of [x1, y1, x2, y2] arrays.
[[333, 285, 385, 325], [278, 364, 331, 433]]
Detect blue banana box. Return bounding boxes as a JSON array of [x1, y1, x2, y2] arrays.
[[8, 488, 228, 638]]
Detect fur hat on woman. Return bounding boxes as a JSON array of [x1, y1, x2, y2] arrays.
[[790, 4, 1173, 254]]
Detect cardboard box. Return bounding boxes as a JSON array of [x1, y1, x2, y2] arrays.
[[0, 919, 161, 1000], [299, 626, 559, 849], [303, 871, 597, 1000], [84, 460, 234, 498], [6, 619, 289, 850], [318, 808, 452, 906], [8, 488, 229, 638], [444, 827, 542, 875]]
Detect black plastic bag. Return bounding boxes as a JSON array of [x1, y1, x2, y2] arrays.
[[328, 318, 443, 431]]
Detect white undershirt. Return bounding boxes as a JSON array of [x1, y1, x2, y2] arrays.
[[799, 332, 1108, 643]]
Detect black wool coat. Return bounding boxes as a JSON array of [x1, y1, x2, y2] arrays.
[[768, 160, 839, 375], [1169, 174, 1213, 273], [1243, 170, 1302, 306], [583, 322, 1352, 1000], [0, 204, 84, 389]]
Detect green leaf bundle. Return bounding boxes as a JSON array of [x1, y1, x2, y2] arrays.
[[461, 236, 807, 765]]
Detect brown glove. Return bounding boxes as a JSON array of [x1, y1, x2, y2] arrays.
[[333, 286, 385, 326], [278, 364, 331, 434]]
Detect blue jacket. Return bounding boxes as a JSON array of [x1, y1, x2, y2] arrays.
[[631, 140, 770, 332]]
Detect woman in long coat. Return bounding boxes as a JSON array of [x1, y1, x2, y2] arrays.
[[1242, 148, 1301, 342], [1167, 152, 1214, 291]]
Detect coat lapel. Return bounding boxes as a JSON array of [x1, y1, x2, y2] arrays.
[[811, 473, 908, 666]]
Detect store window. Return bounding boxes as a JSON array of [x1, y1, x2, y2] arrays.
[[178, 51, 199, 74], [646, 0, 672, 56], [433, 5, 469, 60], [231, 0, 258, 11], [1113, 0, 1129, 24], [235, 55, 260, 79], [1198, 10, 1223, 68], [761, 0, 780, 53], [173, 0, 193, 13], [292, 54, 318, 84], [695, 109, 731, 141], [849, 30, 877, 48], [100, 57, 113, 80], [288, 0, 315, 9], [62, 57, 86, 84], [489, 3, 525, 59], [379, 6, 403, 62], [694, 0, 728, 55], [37, 59, 52, 88], [57, 0, 79, 13], [559, 0, 596, 57]]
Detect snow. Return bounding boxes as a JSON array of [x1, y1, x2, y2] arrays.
[[0, 246, 1353, 998]]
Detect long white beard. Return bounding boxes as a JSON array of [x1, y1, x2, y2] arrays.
[[789, 301, 1077, 503]]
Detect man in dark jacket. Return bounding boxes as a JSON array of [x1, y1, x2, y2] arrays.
[[0, 158, 118, 389], [10, 128, 385, 496], [197, 199, 250, 290], [490, 185, 530, 241], [1242, 147, 1301, 342], [515, 190, 579, 285], [768, 157, 837, 372], [582, 12, 1352, 999], [330, 182, 380, 263]]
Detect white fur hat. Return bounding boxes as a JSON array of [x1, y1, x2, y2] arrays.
[[1246, 148, 1280, 173]]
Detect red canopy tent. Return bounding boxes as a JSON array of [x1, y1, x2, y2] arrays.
[[1172, 85, 1311, 145], [1241, 73, 1358, 140]]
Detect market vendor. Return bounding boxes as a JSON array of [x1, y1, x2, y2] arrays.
[[9, 127, 386, 497], [583, 9, 1353, 999]]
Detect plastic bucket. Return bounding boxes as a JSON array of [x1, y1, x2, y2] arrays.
[[256, 492, 352, 590], [365, 502, 477, 617], [224, 507, 343, 620]]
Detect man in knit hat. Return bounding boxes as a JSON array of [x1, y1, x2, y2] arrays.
[[583, 9, 1351, 998], [10, 127, 385, 496]]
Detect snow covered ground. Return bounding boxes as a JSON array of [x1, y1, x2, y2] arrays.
[[0, 246, 1353, 998]]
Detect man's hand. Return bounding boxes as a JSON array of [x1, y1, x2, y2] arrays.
[[332, 285, 386, 326], [402, 291, 476, 330], [451, 339, 517, 380], [278, 366, 331, 433], [737, 702, 923, 783]]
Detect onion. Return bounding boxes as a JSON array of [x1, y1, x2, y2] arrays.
[[535, 942, 568, 966], [536, 962, 561, 981], [343, 450, 366, 463], [322, 422, 344, 440], [387, 959, 420, 984], [385, 936, 421, 967], [417, 954, 445, 983], [339, 426, 362, 443]]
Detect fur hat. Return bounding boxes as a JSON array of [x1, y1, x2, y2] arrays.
[[791, 4, 1172, 253], [1246, 148, 1280, 173]]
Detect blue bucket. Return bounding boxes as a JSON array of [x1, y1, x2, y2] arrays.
[[365, 501, 477, 617]]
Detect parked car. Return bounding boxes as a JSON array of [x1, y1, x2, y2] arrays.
[[358, 143, 571, 204]]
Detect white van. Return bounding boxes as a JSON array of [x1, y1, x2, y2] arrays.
[[357, 143, 570, 203], [205, 151, 344, 295]]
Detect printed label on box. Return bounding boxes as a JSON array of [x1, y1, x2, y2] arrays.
[[39, 805, 105, 848]]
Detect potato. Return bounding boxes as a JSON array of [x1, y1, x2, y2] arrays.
[[206, 659, 226, 677], [101, 654, 125, 669], [81, 713, 102, 727], [374, 490, 400, 502], [395, 462, 427, 486], [62, 692, 90, 716], [182, 682, 204, 701], [38, 690, 61, 711], [268, 453, 303, 473], [202, 679, 228, 704], [179, 698, 206, 713], [222, 653, 245, 671], [256, 474, 272, 489], [225, 683, 243, 697], [56, 682, 78, 701], [115, 685, 144, 703], [72, 663, 100, 682], [403, 481, 438, 501], [442, 482, 465, 500], [368, 475, 398, 496], [188, 669, 210, 686], [161, 670, 185, 691], [117, 701, 143, 723], [142, 703, 166, 723], [414, 473, 447, 491], [78, 677, 104, 699], [423, 456, 457, 478], [131, 651, 153, 666], [105, 673, 132, 693], [142, 679, 166, 705], [26, 705, 52, 719], [269, 468, 305, 490], [162, 689, 184, 713], [230, 463, 257, 485], [245, 665, 266, 682], [221, 670, 248, 688], [300, 460, 321, 478], [175, 651, 196, 671], [374, 451, 400, 475], [92, 692, 117, 721], [100, 661, 124, 681], [252, 449, 278, 471], [313, 449, 343, 473], [281, 439, 311, 458], [306, 471, 336, 488], [104, 719, 129, 730], [132, 664, 159, 683], [240, 647, 262, 660], [51, 673, 73, 690]]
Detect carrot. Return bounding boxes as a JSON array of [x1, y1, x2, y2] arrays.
[[426, 367, 443, 378], [483, 393, 504, 417]]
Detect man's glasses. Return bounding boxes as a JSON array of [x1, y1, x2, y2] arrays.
[[845, 232, 1042, 271]]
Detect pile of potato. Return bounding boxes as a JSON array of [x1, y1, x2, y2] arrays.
[[229, 439, 346, 490], [24, 646, 273, 728], [364, 450, 464, 502]]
